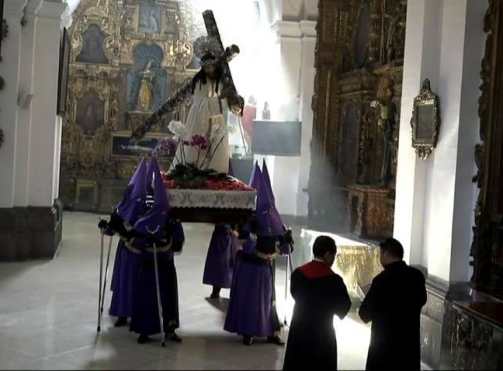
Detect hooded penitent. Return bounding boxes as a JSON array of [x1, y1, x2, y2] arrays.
[[129, 157, 180, 337], [110, 159, 148, 319]]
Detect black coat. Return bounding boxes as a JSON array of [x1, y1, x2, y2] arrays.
[[283, 261, 351, 371], [359, 261, 427, 370]]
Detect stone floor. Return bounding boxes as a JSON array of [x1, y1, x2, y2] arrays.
[[0, 212, 371, 370]]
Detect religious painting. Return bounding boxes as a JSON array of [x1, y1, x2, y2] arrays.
[[126, 43, 168, 112], [76, 24, 109, 64], [111, 132, 169, 158], [164, 7, 179, 37], [57, 28, 71, 115], [340, 103, 360, 184], [353, 0, 370, 68], [76, 94, 105, 136], [139, 1, 161, 34]]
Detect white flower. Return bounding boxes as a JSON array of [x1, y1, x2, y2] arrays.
[[168, 120, 188, 139], [209, 115, 226, 142]]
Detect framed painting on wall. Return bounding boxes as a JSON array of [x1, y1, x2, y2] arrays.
[[57, 28, 71, 115]]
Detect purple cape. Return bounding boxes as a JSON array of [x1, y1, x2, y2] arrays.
[[224, 239, 281, 337], [129, 242, 179, 336], [109, 241, 141, 317], [203, 224, 238, 289]]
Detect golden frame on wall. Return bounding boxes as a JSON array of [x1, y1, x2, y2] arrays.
[[110, 130, 172, 159], [410, 78, 441, 160]]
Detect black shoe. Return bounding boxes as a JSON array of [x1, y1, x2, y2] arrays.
[[243, 336, 253, 346], [210, 287, 221, 299], [114, 317, 128, 327], [267, 335, 285, 346], [167, 331, 182, 343], [137, 334, 151, 344]]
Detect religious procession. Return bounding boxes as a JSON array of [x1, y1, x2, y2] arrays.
[[96, 10, 293, 348]]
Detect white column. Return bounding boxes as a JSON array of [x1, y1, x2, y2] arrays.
[[265, 21, 302, 217], [14, 0, 43, 207], [0, 0, 28, 207], [28, 0, 66, 207], [296, 20, 316, 217], [394, 0, 487, 282], [394, 0, 441, 266]]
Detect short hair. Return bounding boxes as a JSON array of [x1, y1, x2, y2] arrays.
[[313, 236, 337, 258], [379, 238, 404, 259]]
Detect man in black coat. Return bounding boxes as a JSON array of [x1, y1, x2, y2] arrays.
[[359, 238, 427, 370], [283, 236, 351, 371]]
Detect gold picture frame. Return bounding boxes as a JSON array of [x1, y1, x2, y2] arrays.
[[410, 79, 441, 160]]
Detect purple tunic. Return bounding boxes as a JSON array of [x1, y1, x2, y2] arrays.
[[129, 245, 179, 336], [109, 240, 141, 317], [224, 239, 281, 337], [203, 224, 238, 289]]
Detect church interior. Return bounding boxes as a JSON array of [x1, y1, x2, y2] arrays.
[[0, 0, 502, 369]]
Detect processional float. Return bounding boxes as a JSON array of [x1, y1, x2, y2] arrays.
[[96, 10, 293, 344]]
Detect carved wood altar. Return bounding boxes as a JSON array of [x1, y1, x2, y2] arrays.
[[471, 0, 503, 299], [60, 0, 200, 212], [308, 0, 406, 238]]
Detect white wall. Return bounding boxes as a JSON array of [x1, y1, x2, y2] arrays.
[[395, 0, 487, 283]]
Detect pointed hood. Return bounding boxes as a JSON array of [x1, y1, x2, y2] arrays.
[[133, 158, 169, 239], [261, 159, 275, 203], [255, 166, 284, 237], [116, 159, 148, 225], [249, 161, 262, 189]]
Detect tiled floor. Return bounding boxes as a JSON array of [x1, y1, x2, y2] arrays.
[[0, 212, 370, 370]]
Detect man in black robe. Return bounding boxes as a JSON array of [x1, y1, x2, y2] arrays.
[[283, 236, 351, 371], [359, 238, 427, 370]]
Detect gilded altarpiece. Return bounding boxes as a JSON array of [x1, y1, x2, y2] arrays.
[[60, 0, 198, 212], [309, 0, 406, 239]]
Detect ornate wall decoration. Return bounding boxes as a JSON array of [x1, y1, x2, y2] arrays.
[[410, 79, 441, 160], [61, 0, 196, 213], [471, 0, 503, 299], [309, 0, 406, 238]]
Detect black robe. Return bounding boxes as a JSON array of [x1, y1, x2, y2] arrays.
[[359, 261, 427, 371], [283, 261, 351, 371]]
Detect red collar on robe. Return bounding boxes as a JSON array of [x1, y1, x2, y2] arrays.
[[299, 260, 335, 280]]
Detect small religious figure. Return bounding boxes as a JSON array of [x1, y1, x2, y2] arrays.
[[371, 76, 396, 186], [242, 95, 257, 148], [137, 60, 155, 112], [262, 101, 271, 120]]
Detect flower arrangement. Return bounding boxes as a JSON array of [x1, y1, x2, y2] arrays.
[[151, 119, 231, 189]]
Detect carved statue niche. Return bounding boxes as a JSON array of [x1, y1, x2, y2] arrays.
[[76, 24, 109, 64], [472, 0, 503, 299], [353, 0, 371, 69], [371, 75, 396, 186]]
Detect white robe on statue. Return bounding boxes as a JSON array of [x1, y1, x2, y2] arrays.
[[170, 79, 229, 174]]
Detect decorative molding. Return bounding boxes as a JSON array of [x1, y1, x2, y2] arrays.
[[271, 20, 302, 38]]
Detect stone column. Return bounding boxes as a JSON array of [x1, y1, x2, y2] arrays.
[[0, 0, 67, 260], [0, 0, 28, 208], [260, 19, 316, 220], [296, 20, 316, 217], [29, 0, 66, 207]]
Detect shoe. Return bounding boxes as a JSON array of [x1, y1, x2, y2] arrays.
[[137, 334, 150, 344], [243, 336, 253, 346], [114, 317, 128, 327], [167, 332, 182, 343], [267, 336, 285, 346]]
